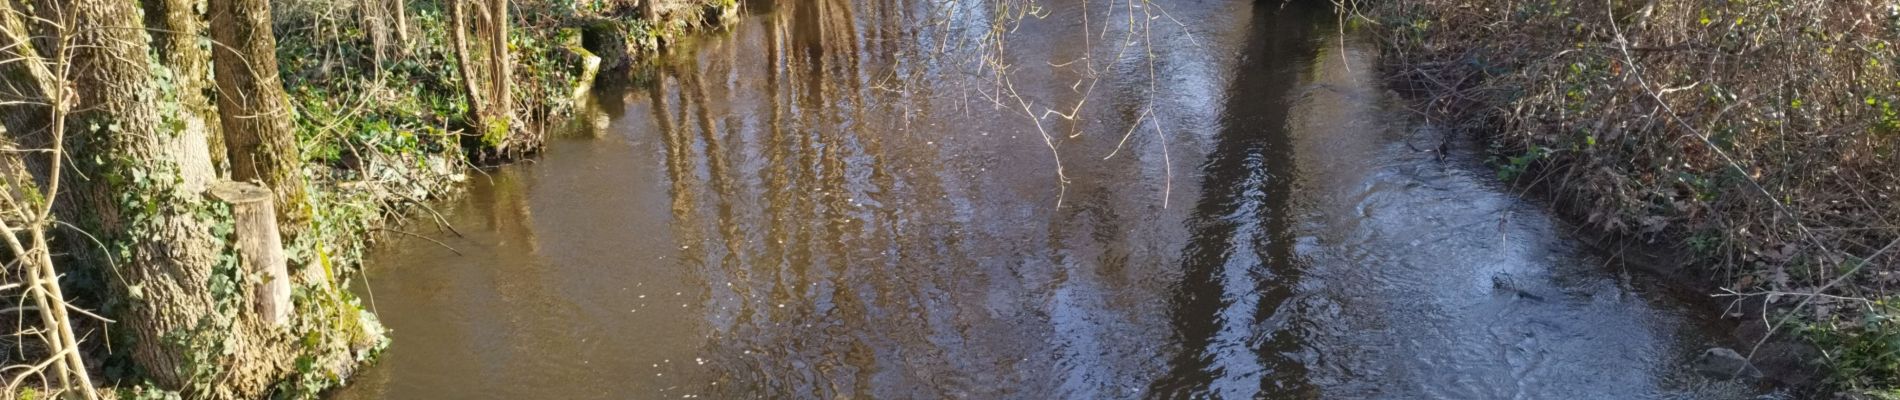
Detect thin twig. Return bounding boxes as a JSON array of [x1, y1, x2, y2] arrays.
[[372, 228, 464, 256]]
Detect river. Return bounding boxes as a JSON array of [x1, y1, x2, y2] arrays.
[[331, 1, 1779, 398]]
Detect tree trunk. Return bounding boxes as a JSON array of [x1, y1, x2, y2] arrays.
[[18, 0, 61, 60], [450, 0, 489, 128], [489, 0, 511, 130], [145, 0, 226, 176], [451, 0, 523, 159], [0, 0, 54, 113], [393, 0, 409, 48], [641, 0, 660, 23], [66, 0, 294, 398], [362, 0, 389, 65], [0, 27, 92, 394], [0, 0, 58, 185], [209, 181, 291, 327], [0, 7, 94, 397], [210, 0, 309, 235]]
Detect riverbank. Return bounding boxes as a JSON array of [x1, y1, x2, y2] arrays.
[[1354, 0, 1900, 396], [275, 0, 741, 266]]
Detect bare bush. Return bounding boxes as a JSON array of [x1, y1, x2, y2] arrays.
[[1357, 0, 1900, 389]]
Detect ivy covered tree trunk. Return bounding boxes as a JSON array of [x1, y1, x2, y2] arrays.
[[145, 0, 226, 175], [66, 0, 295, 397], [210, 0, 309, 232]]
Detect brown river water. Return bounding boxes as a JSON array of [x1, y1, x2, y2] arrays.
[[332, 1, 1783, 398]]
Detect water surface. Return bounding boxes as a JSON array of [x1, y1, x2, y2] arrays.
[[334, 1, 1771, 398]]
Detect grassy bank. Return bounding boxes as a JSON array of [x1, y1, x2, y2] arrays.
[[1353, 0, 1900, 395]]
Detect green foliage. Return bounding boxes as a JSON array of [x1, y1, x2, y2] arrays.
[[146, 53, 191, 138], [271, 284, 385, 400], [625, 19, 658, 51], [1869, 95, 1900, 135], [1803, 299, 1900, 391], [1495, 145, 1548, 183], [151, 201, 242, 394], [115, 385, 184, 400], [1686, 228, 1723, 254]]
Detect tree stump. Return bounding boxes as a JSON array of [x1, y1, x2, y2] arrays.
[[209, 181, 291, 327]]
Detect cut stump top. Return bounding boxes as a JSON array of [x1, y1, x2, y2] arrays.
[[208, 181, 272, 204]]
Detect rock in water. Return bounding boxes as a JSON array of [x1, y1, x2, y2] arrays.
[[1691, 347, 1764, 380], [1490, 273, 1546, 301]]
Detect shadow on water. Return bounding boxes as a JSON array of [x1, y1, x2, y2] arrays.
[[1148, 2, 1321, 398], [332, 1, 1783, 399]]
